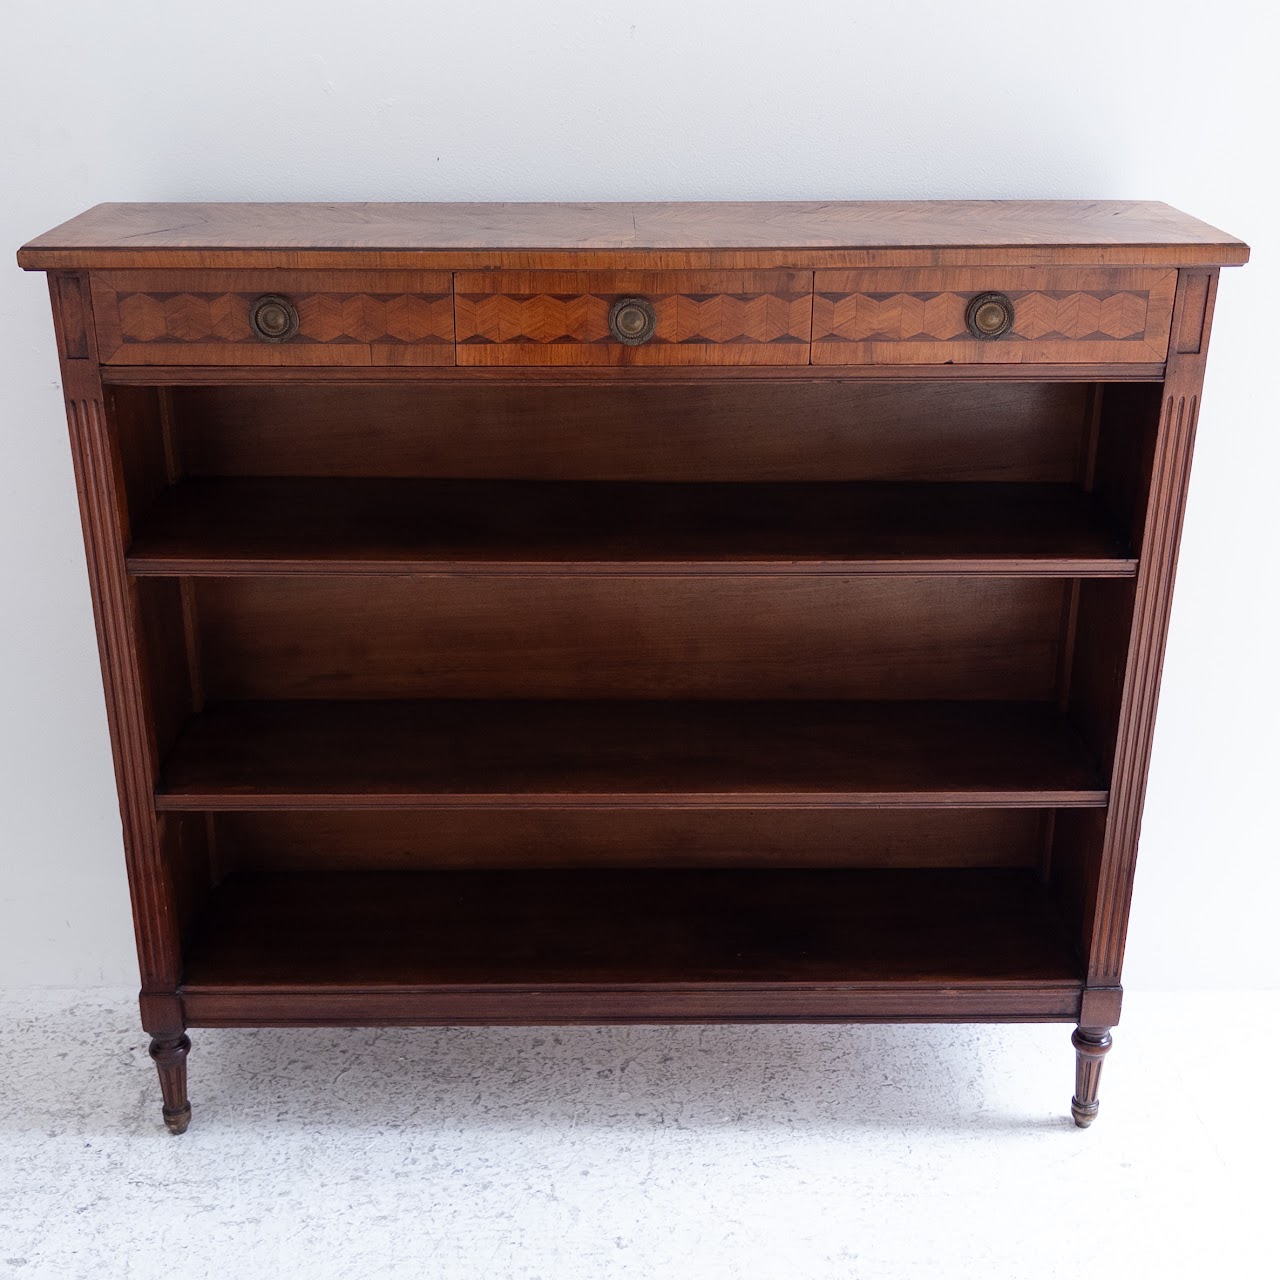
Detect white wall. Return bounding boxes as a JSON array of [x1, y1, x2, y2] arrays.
[[1, 0, 1275, 989]]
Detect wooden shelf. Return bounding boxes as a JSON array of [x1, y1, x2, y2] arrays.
[[126, 478, 1136, 577], [179, 868, 1084, 1025], [155, 699, 1107, 810]]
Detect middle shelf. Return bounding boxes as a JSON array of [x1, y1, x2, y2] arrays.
[[154, 699, 1108, 811], [125, 478, 1136, 578]]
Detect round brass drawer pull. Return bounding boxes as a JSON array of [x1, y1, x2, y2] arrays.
[[965, 292, 1015, 340], [249, 294, 299, 342], [608, 296, 657, 346]]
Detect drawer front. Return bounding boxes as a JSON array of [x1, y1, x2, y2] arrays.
[[812, 268, 1176, 365], [455, 271, 813, 365], [90, 271, 455, 365]]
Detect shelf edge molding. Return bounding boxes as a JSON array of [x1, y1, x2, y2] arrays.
[[155, 698, 1109, 812]]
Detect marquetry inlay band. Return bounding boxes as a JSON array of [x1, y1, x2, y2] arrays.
[[815, 289, 1153, 344], [456, 291, 812, 346], [115, 291, 455, 346]]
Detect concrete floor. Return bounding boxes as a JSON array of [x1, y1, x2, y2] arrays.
[[0, 989, 1274, 1279]]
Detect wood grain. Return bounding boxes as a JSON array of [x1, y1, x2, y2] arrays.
[[18, 201, 1248, 271]]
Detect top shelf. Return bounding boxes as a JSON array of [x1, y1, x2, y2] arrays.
[[126, 479, 1136, 578]]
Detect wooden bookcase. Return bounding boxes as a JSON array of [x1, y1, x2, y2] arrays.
[[18, 201, 1247, 1132]]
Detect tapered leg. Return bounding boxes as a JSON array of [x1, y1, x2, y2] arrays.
[[1071, 1026, 1113, 1128], [149, 1033, 192, 1134]]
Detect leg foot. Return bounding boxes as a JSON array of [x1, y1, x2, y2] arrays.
[[1071, 1026, 1113, 1128], [149, 1033, 192, 1134]]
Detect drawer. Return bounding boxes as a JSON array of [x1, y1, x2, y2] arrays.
[[90, 271, 455, 365], [812, 268, 1177, 365], [455, 271, 813, 365]]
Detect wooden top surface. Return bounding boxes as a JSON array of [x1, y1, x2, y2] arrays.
[[18, 200, 1248, 271]]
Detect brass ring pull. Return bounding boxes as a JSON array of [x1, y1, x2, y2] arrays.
[[966, 292, 1015, 340], [608, 296, 657, 346], [249, 294, 299, 343]]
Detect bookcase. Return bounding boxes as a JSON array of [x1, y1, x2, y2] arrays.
[[18, 201, 1247, 1132]]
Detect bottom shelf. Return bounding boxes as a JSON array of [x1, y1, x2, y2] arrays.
[[180, 868, 1084, 1025]]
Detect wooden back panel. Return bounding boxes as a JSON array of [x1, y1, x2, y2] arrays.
[[192, 574, 1068, 701], [215, 808, 1046, 873], [172, 381, 1092, 483]]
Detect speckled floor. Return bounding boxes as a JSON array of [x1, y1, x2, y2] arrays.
[[0, 989, 1274, 1279]]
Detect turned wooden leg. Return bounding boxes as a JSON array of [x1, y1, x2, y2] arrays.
[[1071, 1026, 1113, 1128], [149, 1033, 192, 1134]]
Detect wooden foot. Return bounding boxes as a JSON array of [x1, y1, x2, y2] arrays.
[[149, 1033, 192, 1134], [1070, 1026, 1113, 1128]]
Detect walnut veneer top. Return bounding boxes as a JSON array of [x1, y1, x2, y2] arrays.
[[18, 200, 1248, 271]]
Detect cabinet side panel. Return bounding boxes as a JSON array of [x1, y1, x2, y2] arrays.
[[47, 273, 189, 1000], [1049, 808, 1107, 963], [1067, 579, 1137, 776], [1084, 270, 1219, 984], [1091, 383, 1163, 554], [135, 577, 196, 763], [109, 385, 171, 532]]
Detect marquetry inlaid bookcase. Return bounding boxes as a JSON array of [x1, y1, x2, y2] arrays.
[[18, 201, 1246, 1132]]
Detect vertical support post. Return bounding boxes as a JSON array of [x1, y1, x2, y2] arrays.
[[1085, 271, 1220, 989], [47, 272, 189, 1120]]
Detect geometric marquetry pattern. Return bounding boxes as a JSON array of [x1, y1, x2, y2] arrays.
[[456, 292, 812, 345], [116, 292, 454, 345], [813, 290, 1151, 344]]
